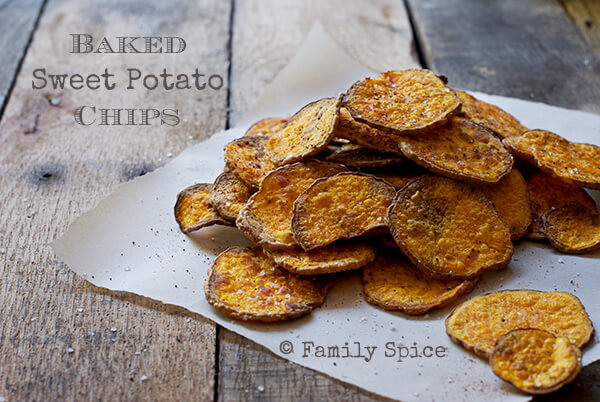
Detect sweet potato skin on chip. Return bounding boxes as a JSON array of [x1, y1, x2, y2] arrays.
[[362, 248, 478, 315], [174, 183, 233, 233], [269, 242, 376, 275], [236, 161, 346, 250], [292, 172, 396, 251], [445, 290, 593, 358], [343, 69, 461, 135], [224, 135, 277, 189], [454, 90, 527, 138], [267, 96, 342, 165], [205, 247, 329, 322], [526, 172, 597, 240], [244, 117, 288, 138], [543, 202, 600, 254], [333, 108, 401, 153], [388, 175, 513, 280], [325, 144, 404, 168], [397, 117, 513, 184], [490, 329, 582, 394], [474, 169, 532, 240], [504, 129, 600, 190], [209, 172, 254, 221]]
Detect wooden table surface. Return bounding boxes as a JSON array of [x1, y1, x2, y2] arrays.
[[0, 0, 598, 400]]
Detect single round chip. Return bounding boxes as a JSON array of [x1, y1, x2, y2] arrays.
[[454, 90, 527, 138], [490, 329, 582, 395], [362, 248, 478, 315], [325, 144, 404, 168], [244, 117, 288, 138], [174, 183, 233, 233], [474, 169, 532, 240], [375, 173, 421, 190], [542, 202, 600, 254], [224, 135, 277, 189], [269, 242, 376, 275], [397, 117, 513, 184], [292, 172, 396, 251], [205, 247, 329, 322], [388, 175, 513, 280], [504, 129, 600, 190], [446, 289, 594, 358], [333, 108, 401, 153], [209, 172, 254, 221], [343, 69, 461, 135], [267, 96, 342, 165], [527, 172, 597, 240], [236, 161, 346, 249]]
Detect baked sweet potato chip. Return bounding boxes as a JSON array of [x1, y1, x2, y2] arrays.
[[490, 329, 582, 395], [224, 135, 277, 189], [236, 161, 346, 249], [504, 129, 600, 190], [446, 290, 593, 358], [375, 173, 420, 190], [292, 172, 396, 250], [543, 202, 600, 254], [343, 69, 461, 135], [474, 169, 532, 240], [244, 117, 288, 137], [397, 117, 513, 183], [454, 90, 527, 138], [174, 183, 233, 233], [205, 247, 329, 322], [388, 175, 513, 280], [269, 241, 376, 275], [267, 96, 342, 165], [325, 144, 404, 168], [333, 108, 401, 153], [362, 248, 478, 315], [209, 172, 253, 221], [527, 172, 597, 240]]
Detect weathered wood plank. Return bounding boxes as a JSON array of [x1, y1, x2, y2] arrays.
[[0, 0, 45, 112], [0, 0, 231, 400], [218, 0, 418, 400], [561, 0, 600, 57], [406, 0, 600, 113]]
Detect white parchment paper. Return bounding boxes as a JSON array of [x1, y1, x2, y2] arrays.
[[52, 25, 600, 401]]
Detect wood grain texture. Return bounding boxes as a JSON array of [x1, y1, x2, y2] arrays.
[[0, 0, 45, 112], [406, 0, 600, 113], [218, 0, 417, 400], [561, 0, 600, 56], [0, 0, 231, 400]]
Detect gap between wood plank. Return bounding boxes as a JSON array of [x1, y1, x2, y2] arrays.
[[402, 0, 428, 69], [0, 0, 48, 121]]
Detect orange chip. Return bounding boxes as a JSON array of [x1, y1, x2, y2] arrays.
[[174, 183, 233, 233], [224, 135, 277, 189], [446, 289, 594, 358], [333, 108, 401, 153], [209, 172, 254, 221], [343, 69, 461, 135], [325, 144, 404, 168], [362, 248, 478, 315], [269, 242, 376, 275], [454, 90, 527, 138], [504, 129, 600, 190], [543, 202, 600, 254], [267, 96, 342, 165], [205, 247, 329, 322], [397, 117, 513, 183], [292, 172, 396, 250], [375, 173, 421, 190], [388, 175, 513, 280], [244, 117, 288, 138], [526, 172, 597, 240], [236, 161, 346, 249], [490, 329, 582, 394], [474, 169, 532, 240]]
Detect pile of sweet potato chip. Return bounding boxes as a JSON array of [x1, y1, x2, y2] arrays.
[[174, 69, 597, 394]]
